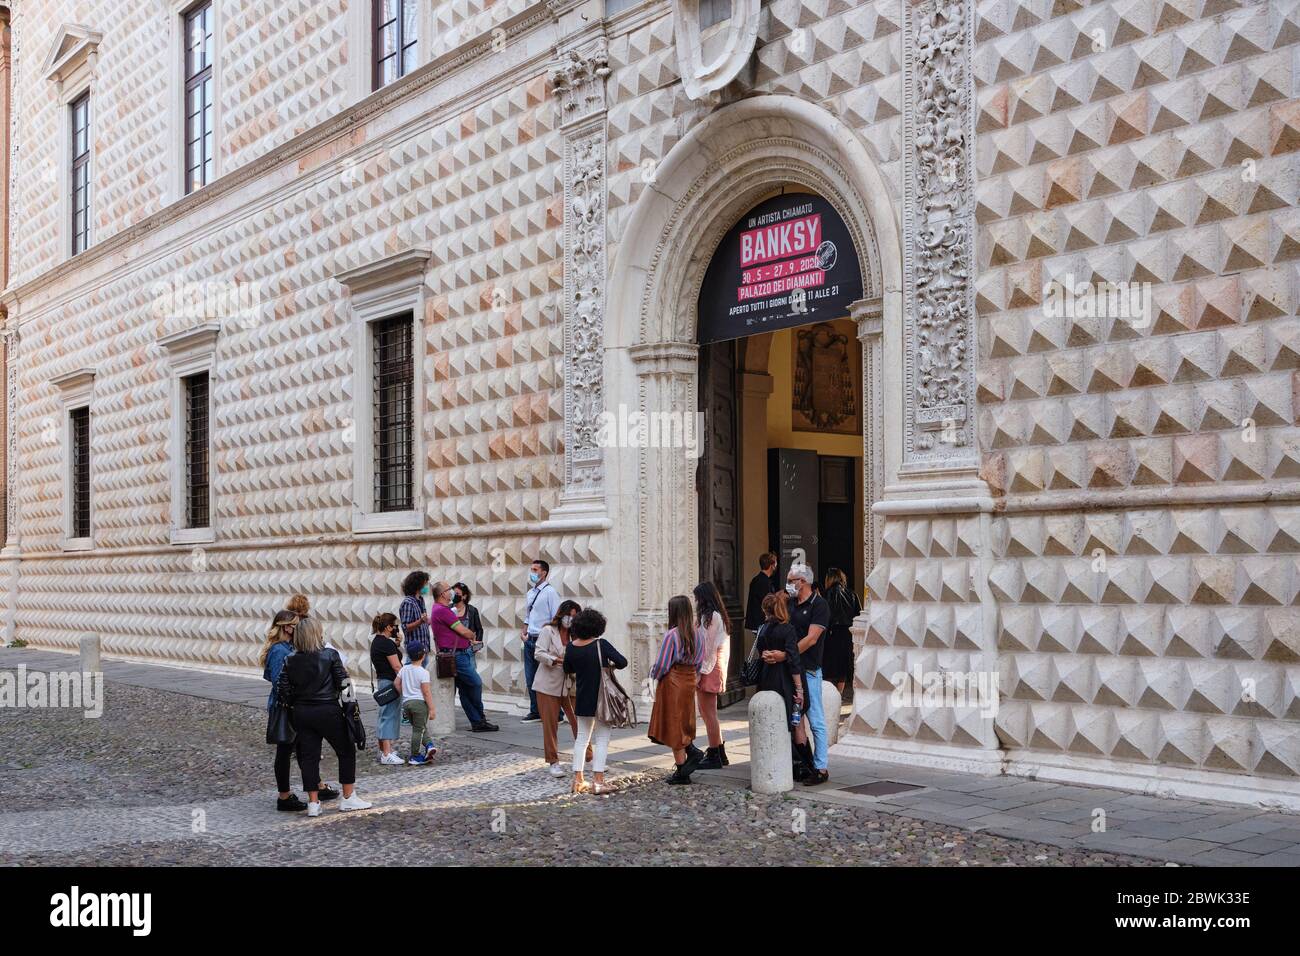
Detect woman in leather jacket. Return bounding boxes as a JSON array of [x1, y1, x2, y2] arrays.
[[276, 618, 374, 817]]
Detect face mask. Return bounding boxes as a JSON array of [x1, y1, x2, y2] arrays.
[[561, 615, 573, 629], [786, 583, 800, 597], [420, 586, 430, 597], [529, 572, 540, 585]]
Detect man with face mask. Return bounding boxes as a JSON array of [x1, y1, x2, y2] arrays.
[[762, 562, 831, 785], [521, 558, 559, 723], [431, 580, 497, 732]]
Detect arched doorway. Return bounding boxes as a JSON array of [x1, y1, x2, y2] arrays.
[[604, 95, 903, 691]]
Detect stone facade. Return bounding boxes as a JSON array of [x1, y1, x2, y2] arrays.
[[0, 0, 1297, 805]]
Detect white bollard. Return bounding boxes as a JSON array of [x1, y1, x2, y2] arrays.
[[822, 680, 844, 748], [748, 690, 794, 794], [79, 633, 101, 673], [430, 676, 456, 736]]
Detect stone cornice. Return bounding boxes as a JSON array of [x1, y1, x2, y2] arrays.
[[1, 1, 556, 315], [335, 248, 432, 295], [156, 322, 221, 361]]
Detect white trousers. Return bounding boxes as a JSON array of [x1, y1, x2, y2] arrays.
[[573, 715, 611, 773]]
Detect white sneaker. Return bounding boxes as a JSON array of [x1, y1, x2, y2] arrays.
[[549, 762, 567, 777], [306, 801, 321, 817], [339, 793, 373, 812], [379, 751, 405, 766]]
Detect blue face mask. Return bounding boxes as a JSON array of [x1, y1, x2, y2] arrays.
[[420, 586, 430, 597], [529, 572, 540, 585]]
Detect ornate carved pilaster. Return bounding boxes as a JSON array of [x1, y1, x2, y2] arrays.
[[851, 297, 884, 581], [550, 35, 610, 508], [627, 341, 698, 690], [2, 323, 16, 551], [901, 0, 978, 472]]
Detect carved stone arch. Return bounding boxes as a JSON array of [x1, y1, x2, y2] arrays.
[[603, 95, 903, 685]]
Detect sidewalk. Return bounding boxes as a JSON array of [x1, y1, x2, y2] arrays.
[[5, 646, 1300, 866]]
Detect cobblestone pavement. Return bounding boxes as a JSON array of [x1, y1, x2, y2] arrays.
[[0, 669, 1146, 866]]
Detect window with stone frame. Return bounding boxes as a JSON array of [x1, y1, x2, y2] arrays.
[[69, 92, 90, 254], [372, 0, 418, 90], [182, 0, 215, 194]]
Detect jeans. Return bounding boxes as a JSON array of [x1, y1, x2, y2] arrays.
[[522, 637, 540, 716], [804, 667, 829, 771], [375, 679, 400, 742], [291, 702, 356, 792], [402, 698, 431, 755], [274, 741, 295, 794], [573, 716, 611, 773], [455, 648, 486, 725]]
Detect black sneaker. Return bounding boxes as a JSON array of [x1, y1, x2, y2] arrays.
[[472, 721, 500, 732], [317, 785, 340, 801], [277, 795, 308, 812], [520, 714, 541, 724], [802, 770, 830, 787]]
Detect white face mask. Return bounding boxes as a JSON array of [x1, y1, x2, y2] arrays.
[[561, 615, 573, 629], [786, 582, 800, 597]]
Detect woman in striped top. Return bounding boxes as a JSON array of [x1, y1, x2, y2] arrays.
[[647, 594, 706, 785]]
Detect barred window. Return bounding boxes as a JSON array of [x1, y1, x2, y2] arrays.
[[183, 1, 215, 194], [372, 315, 414, 513], [184, 371, 210, 529], [372, 0, 418, 90], [70, 93, 91, 255], [70, 406, 91, 539]]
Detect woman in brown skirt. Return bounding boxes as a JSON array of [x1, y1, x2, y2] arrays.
[[648, 594, 706, 785]]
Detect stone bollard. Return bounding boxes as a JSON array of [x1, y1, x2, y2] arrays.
[[748, 690, 793, 794], [79, 633, 101, 674], [430, 676, 456, 736], [822, 680, 844, 748]]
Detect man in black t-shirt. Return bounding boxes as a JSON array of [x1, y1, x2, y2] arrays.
[[763, 563, 831, 784]]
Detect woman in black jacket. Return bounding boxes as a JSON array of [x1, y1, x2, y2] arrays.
[[452, 582, 484, 647], [821, 567, 862, 693], [277, 618, 374, 817]]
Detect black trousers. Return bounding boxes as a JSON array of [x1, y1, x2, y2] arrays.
[[291, 702, 356, 792], [274, 741, 295, 793]]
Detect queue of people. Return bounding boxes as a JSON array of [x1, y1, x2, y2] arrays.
[[261, 553, 855, 814]]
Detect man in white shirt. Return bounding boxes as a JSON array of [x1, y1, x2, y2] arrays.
[[521, 558, 559, 723]]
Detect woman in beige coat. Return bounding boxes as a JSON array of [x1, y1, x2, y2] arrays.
[[531, 600, 591, 776]]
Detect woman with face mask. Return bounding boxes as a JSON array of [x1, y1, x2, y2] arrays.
[[531, 600, 591, 776]]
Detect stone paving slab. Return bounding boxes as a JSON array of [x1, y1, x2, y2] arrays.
[[4, 646, 1299, 867]]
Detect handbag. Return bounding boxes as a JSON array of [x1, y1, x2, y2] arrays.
[[741, 624, 765, 687], [339, 680, 366, 750], [435, 645, 457, 679], [370, 649, 400, 706], [595, 640, 636, 729], [266, 701, 295, 745]]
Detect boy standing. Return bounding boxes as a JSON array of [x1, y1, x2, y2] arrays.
[[396, 646, 438, 765]]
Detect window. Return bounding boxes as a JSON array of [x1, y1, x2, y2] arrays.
[[184, 372, 210, 528], [158, 324, 218, 544], [336, 248, 429, 534], [605, 0, 643, 14], [70, 92, 90, 255], [69, 406, 91, 539], [372, 316, 414, 513], [183, 1, 214, 193], [700, 0, 731, 28], [372, 0, 418, 90]]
